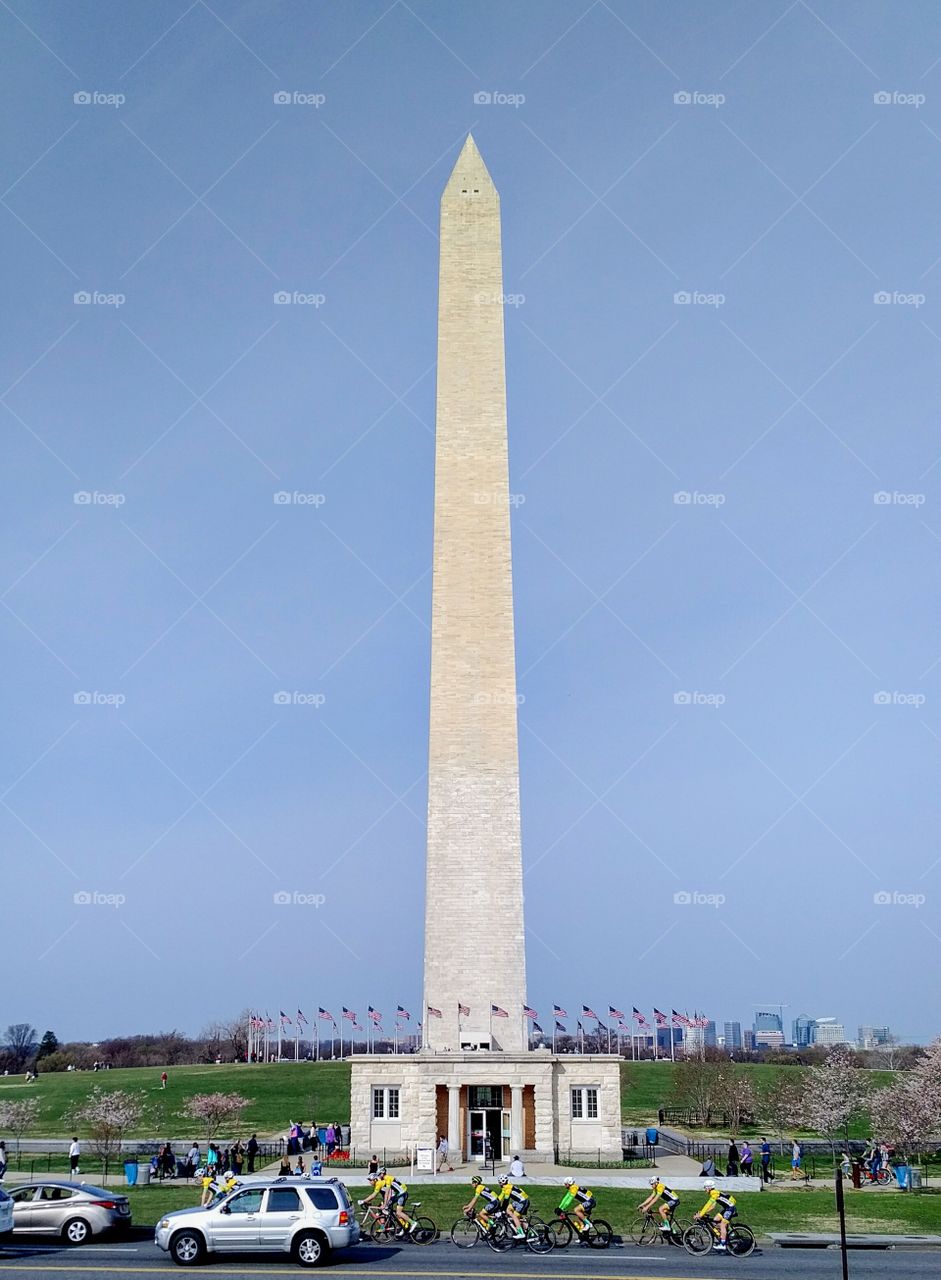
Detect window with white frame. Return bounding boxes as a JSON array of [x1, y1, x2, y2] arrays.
[[571, 1086, 599, 1120], [372, 1086, 401, 1119]]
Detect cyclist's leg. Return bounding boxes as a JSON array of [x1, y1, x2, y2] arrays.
[[717, 1213, 729, 1243]]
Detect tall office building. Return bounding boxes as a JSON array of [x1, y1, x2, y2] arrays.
[[754, 1011, 784, 1034], [812, 1018, 846, 1046], [793, 1014, 815, 1047], [724, 1021, 743, 1049]]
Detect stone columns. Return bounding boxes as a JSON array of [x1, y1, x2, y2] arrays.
[[447, 1084, 461, 1162], [510, 1084, 523, 1153]]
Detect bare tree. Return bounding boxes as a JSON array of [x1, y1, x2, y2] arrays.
[[713, 1064, 757, 1135], [222, 1011, 252, 1064], [0, 1098, 41, 1152], [5, 1024, 36, 1072], [669, 1057, 723, 1124], [757, 1071, 807, 1146]]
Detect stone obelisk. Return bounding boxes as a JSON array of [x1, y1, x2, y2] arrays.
[[422, 136, 527, 1053]]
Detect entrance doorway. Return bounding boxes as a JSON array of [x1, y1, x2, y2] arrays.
[[468, 1109, 504, 1161]]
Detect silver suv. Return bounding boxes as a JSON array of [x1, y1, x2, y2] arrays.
[[155, 1176, 359, 1268]]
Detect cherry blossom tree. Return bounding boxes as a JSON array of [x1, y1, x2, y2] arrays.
[[72, 1088, 147, 1163], [757, 1071, 807, 1145], [0, 1098, 41, 1153], [803, 1045, 866, 1153], [181, 1093, 249, 1142]]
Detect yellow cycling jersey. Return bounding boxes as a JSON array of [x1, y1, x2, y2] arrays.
[[376, 1175, 407, 1195], [653, 1181, 678, 1200], [699, 1188, 735, 1216], [498, 1183, 529, 1203]]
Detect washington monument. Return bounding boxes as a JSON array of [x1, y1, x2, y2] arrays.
[[422, 135, 527, 1052]]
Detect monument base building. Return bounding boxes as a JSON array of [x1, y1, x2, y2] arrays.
[[349, 1052, 622, 1162]]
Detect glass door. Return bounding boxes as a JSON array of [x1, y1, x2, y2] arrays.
[[469, 1110, 486, 1160]]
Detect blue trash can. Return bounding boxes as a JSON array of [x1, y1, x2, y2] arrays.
[[124, 1160, 138, 1186], [646, 1127, 659, 1146], [895, 1165, 910, 1189]]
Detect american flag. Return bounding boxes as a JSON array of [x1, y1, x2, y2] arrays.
[[458, 1002, 470, 1018], [342, 1007, 356, 1022], [618, 1020, 628, 1031], [583, 1005, 599, 1019], [491, 1004, 509, 1018], [427, 1005, 443, 1018], [396, 1006, 410, 1021], [598, 1020, 608, 1032], [555, 1020, 566, 1032], [653, 1008, 668, 1026], [632, 1007, 649, 1027], [250, 1015, 263, 1029], [533, 1022, 543, 1033], [672, 1009, 691, 1028], [553, 1004, 568, 1017], [523, 1005, 538, 1019], [266, 1014, 275, 1029], [318, 1007, 335, 1022], [697, 1015, 710, 1028], [296, 1009, 307, 1026], [279, 1010, 292, 1026], [367, 1006, 382, 1023], [609, 1005, 624, 1020]]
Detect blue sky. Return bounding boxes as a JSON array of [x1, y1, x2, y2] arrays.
[[2, 1, 940, 1045]]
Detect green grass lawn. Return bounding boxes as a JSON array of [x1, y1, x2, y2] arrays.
[[0, 1062, 352, 1140], [120, 1182, 941, 1240]]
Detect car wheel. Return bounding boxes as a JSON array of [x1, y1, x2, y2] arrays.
[[62, 1218, 91, 1246], [293, 1230, 329, 1267], [169, 1230, 206, 1266]]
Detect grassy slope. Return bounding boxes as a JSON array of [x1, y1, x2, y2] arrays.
[[124, 1183, 941, 1239], [0, 1062, 352, 1139]]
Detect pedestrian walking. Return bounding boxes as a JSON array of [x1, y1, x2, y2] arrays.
[[68, 1137, 81, 1178], [726, 1139, 739, 1177], [740, 1141, 753, 1175], [246, 1134, 258, 1174], [760, 1139, 772, 1183], [437, 1133, 452, 1172], [325, 1123, 335, 1158], [791, 1140, 802, 1179], [160, 1070, 168, 1089], [367, 1154, 379, 1177], [0, 1141, 7, 1182]]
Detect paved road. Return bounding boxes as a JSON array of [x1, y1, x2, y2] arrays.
[[0, 1236, 937, 1278]]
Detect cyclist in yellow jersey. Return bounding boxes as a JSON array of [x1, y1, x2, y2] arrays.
[[637, 1175, 680, 1232], [558, 1177, 595, 1235], [360, 1168, 417, 1234], [463, 1175, 500, 1229], [497, 1174, 529, 1238], [694, 1180, 736, 1252]]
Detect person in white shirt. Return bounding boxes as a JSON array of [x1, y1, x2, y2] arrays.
[[69, 1138, 81, 1178]]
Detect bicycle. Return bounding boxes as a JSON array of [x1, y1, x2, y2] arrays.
[[683, 1215, 756, 1258], [450, 1209, 514, 1252], [629, 1208, 686, 1247], [547, 1207, 613, 1249], [496, 1209, 554, 1255], [368, 1201, 437, 1245]]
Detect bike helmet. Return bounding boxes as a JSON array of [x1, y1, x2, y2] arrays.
[[703, 1179, 715, 1189], [471, 1175, 482, 1186], [649, 1176, 659, 1185], [563, 1177, 574, 1186], [498, 1175, 509, 1185], [377, 1167, 386, 1177]]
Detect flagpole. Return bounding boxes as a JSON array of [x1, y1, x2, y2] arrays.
[[315, 1021, 319, 1062], [339, 1019, 343, 1062], [670, 1016, 675, 1062], [295, 1022, 299, 1062]]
